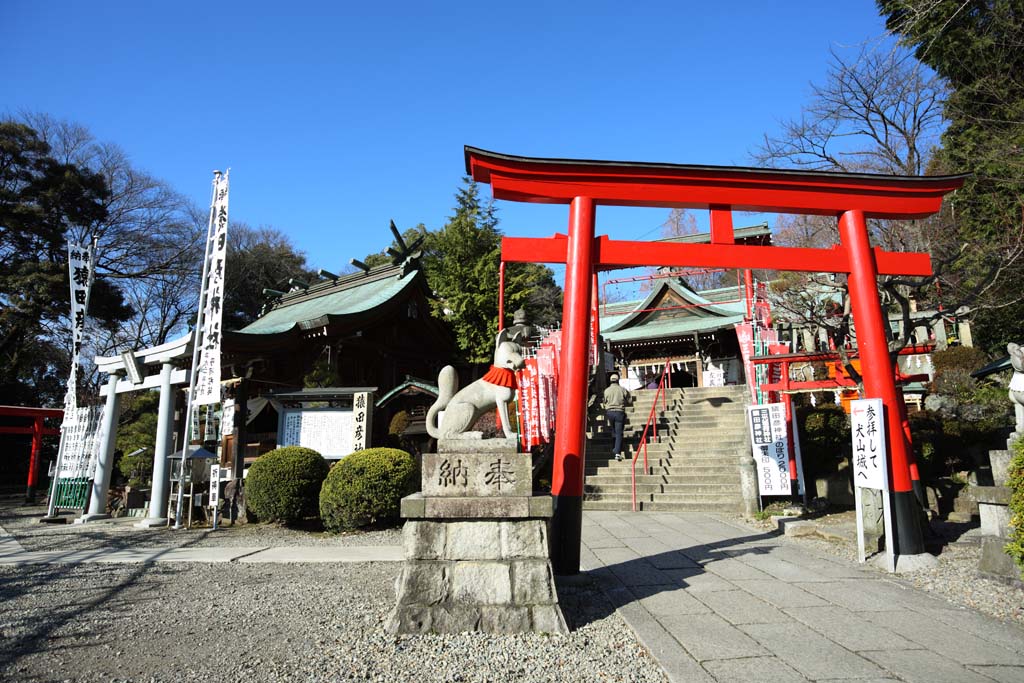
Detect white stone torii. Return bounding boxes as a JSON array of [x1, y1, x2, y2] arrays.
[[77, 332, 192, 527]]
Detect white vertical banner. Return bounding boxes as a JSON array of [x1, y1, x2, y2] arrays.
[[352, 392, 371, 451], [209, 464, 220, 508], [194, 171, 229, 406], [65, 241, 97, 410], [747, 403, 792, 496]]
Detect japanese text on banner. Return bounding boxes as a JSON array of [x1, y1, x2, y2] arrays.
[[194, 172, 229, 406], [850, 398, 887, 490]]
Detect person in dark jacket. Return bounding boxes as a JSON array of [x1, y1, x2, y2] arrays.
[[603, 373, 630, 461]]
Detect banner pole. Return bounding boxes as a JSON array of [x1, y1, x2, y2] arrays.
[[174, 172, 221, 529]]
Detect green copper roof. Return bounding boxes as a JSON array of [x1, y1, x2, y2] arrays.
[[599, 278, 745, 342], [602, 313, 745, 342], [238, 266, 420, 335]]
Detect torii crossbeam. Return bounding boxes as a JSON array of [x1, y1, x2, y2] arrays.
[[466, 146, 966, 575]]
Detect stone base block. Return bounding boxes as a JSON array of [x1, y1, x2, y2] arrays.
[[73, 513, 111, 524], [400, 493, 552, 519], [978, 536, 1023, 583], [388, 516, 568, 634], [134, 517, 168, 529]]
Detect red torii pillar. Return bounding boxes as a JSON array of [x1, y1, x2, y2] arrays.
[[466, 146, 965, 574], [0, 406, 62, 503]]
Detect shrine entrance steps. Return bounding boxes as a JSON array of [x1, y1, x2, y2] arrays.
[[584, 385, 751, 512]]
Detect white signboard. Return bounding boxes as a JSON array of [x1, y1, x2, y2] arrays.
[[850, 399, 888, 491], [59, 406, 104, 479], [209, 464, 220, 507], [194, 172, 229, 406], [279, 409, 354, 459], [747, 403, 791, 495], [277, 392, 372, 459]]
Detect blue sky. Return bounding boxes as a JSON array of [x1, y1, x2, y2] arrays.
[[4, 1, 893, 284]]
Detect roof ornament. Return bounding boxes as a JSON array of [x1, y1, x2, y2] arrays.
[[385, 220, 426, 276]]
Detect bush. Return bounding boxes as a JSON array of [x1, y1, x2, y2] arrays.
[[319, 447, 418, 531], [796, 404, 850, 480], [931, 345, 989, 379], [245, 446, 329, 524], [1005, 438, 1024, 578]]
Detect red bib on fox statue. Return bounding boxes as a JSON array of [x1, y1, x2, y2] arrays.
[[481, 365, 517, 389]]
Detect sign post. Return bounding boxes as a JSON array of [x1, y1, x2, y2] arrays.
[[746, 403, 792, 498], [209, 464, 220, 530], [851, 398, 895, 572]]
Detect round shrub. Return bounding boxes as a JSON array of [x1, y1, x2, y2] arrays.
[[245, 446, 329, 524], [320, 447, 418, 531]]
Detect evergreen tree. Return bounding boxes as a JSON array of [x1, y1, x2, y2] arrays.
[[0, 122, 132, 405], [426, 179, 504, 362], [880, 0, 1024, 353]]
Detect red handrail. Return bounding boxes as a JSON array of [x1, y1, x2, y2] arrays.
[[631, 358, 672, 511]]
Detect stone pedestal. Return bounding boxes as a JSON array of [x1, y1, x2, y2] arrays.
[[977, 437, 1021, 583], [388, 438, 568, 634]]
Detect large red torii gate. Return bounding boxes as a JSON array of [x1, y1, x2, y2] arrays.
[[466, 146, 966, 575]]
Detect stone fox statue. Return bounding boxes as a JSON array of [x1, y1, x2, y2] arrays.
[[427, 329, 525, 439], [1008, 342, 1024, 433]]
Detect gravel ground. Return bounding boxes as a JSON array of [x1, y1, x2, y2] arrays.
[[0, 562, 667, 683], [0, 498, 401, 552], [737, 511, 1024, 628]]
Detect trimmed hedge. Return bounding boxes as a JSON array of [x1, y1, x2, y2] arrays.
[[320, 447, 418, 531], [245, 446, 330, 524], [1006, 438, 1024, 579]]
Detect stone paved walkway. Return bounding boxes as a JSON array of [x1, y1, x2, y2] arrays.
[[580, 510, 1024, 682], [4, 510, 1023, 681]]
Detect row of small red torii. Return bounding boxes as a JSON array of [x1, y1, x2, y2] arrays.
[[469, 146, 966, 575]]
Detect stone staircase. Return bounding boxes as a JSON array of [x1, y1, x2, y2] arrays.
[[583, 385, 752, 512]]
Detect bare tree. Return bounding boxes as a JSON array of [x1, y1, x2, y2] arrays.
[[15, 113, 205, 393], [756, 45, 1023, 371]]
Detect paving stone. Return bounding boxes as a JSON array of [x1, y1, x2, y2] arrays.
[[863, 649, 999, 683], [967, 665, 1024, 683], [783, 606, 919, 651], [679, 544, 722, 564], [741, 622, 887, 680], [629, 584, 711, 616], [584, 535, 628, 549], [696, 590, 790, 624], [647, 550, 702, 570], [862, 609, 1024, 666], [913, 607, 1024, 655], [732, 579, 829, 608], [737, 554, 831, 583], [700, 656, 808, 682], [660, 613, 768, 662], [701, 557, 773, 581], [796, 579, 903, 612], [614, 611, 715, 683], [662, 567, 736, 592]]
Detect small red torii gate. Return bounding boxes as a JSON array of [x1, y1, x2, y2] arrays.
[[0, 406, 62, 502], [466, 146, 965, 575]]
